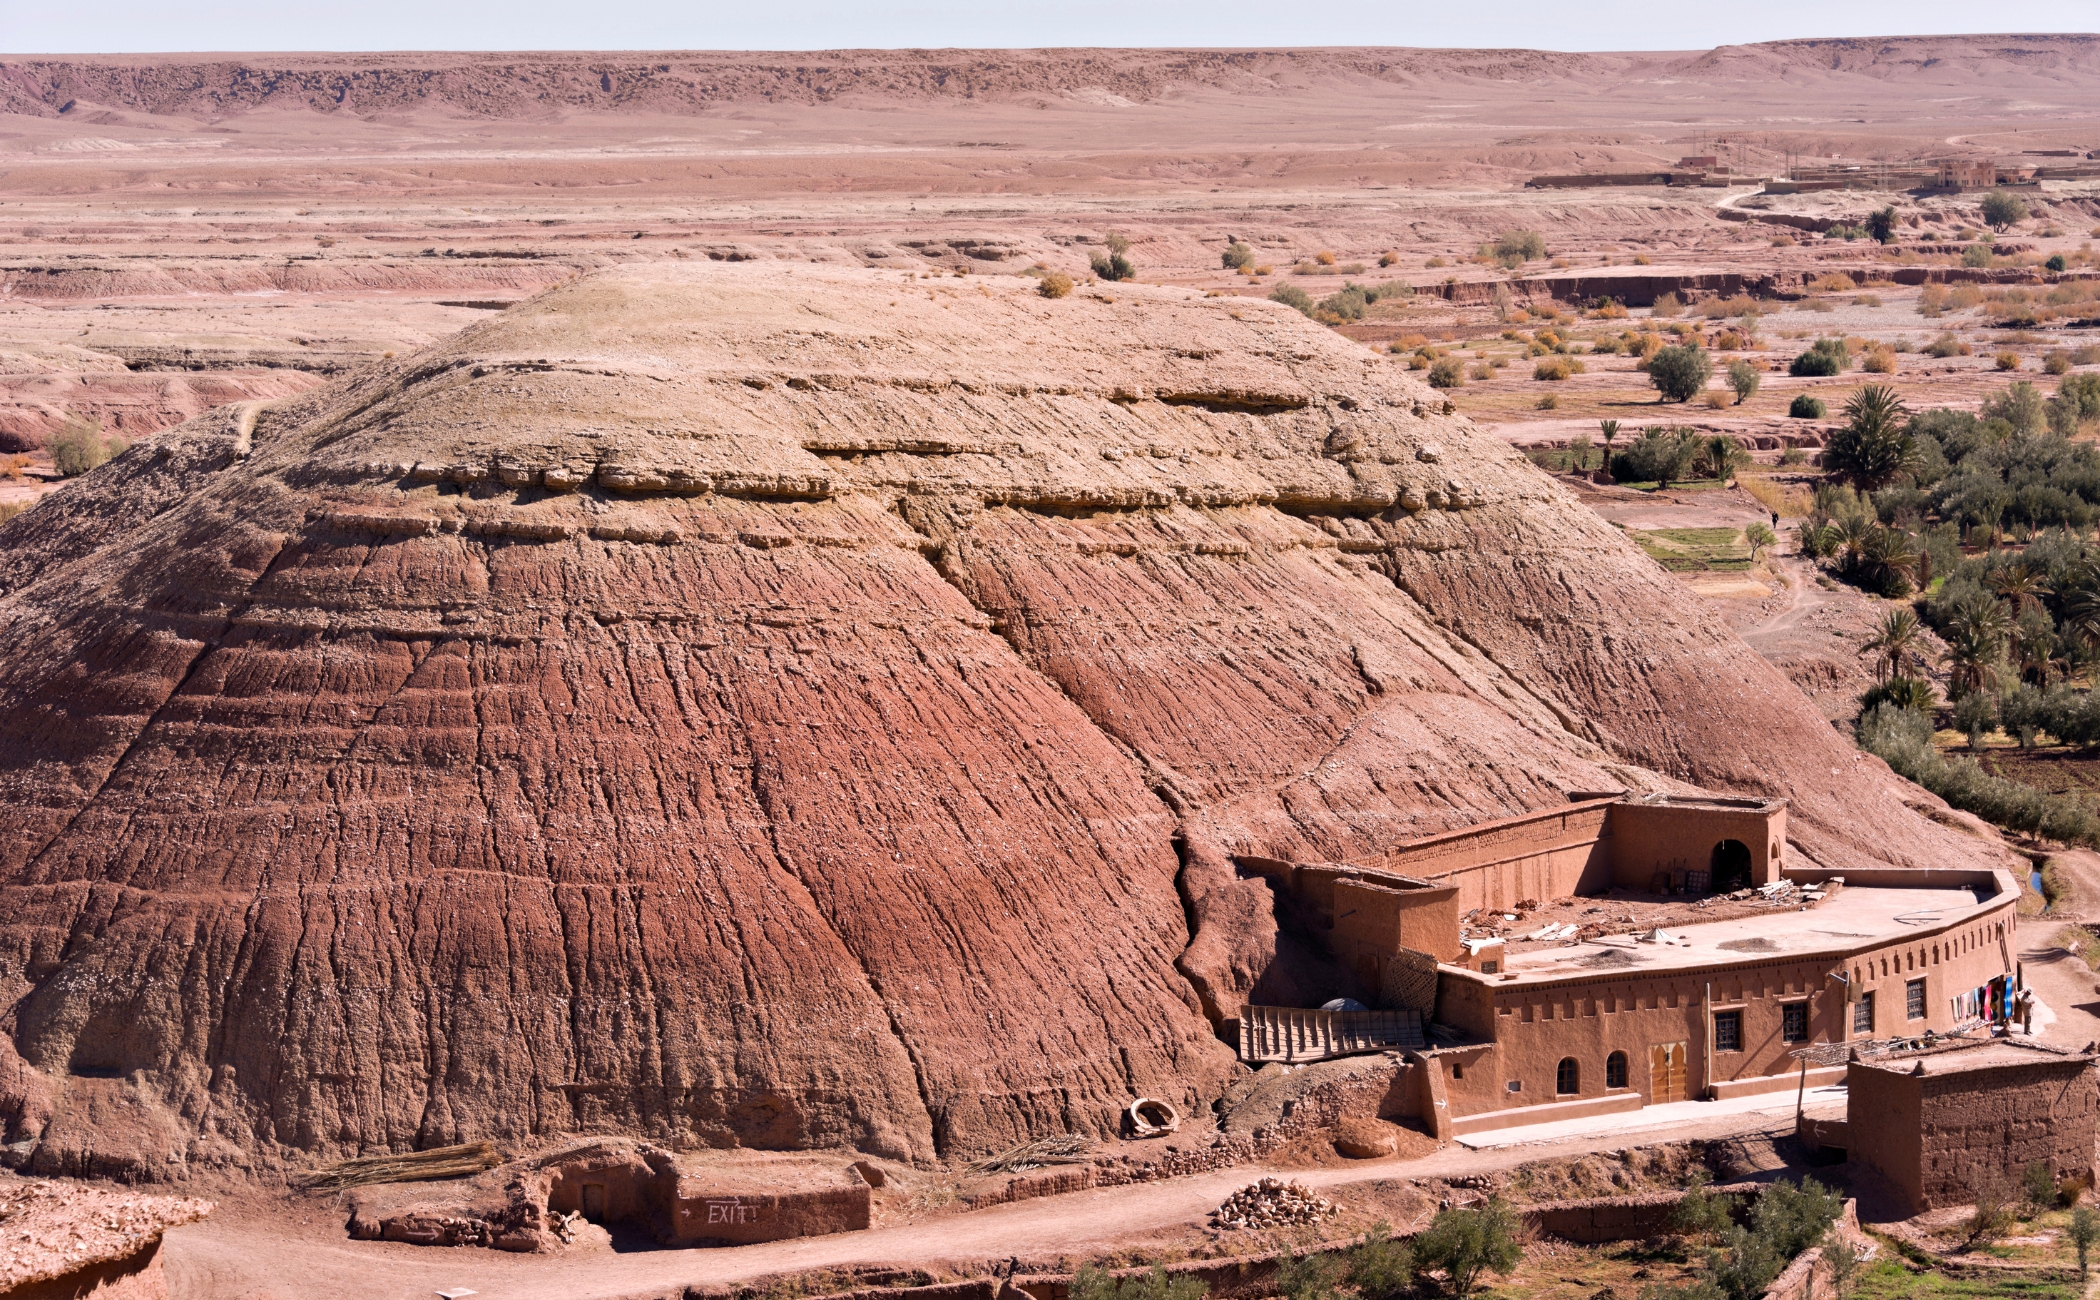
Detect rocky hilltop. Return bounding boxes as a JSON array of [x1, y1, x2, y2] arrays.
[[0, 264, 1999, 1178]]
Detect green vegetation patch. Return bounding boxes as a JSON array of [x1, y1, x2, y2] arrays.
[[1854, 1259, 2077, 1300], [1631, 527, 1754, 573]]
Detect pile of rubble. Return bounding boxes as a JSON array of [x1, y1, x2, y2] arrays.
[[1209, 1178, 1337, 1230]]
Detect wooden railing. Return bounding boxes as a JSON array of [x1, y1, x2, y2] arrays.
[[1238, 1006, 1424, 1064]]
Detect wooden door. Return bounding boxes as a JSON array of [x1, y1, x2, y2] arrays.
[[1650, 1041, 1687, 1103]]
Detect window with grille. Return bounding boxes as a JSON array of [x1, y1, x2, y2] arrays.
[[1853, 991, 1874, 1035], [1907, 979, 1926, 1020], [1713, 1009, 1743, 1052], [1606, 1051, 1628, 1089], [1782, 1002, 1808, 1043], [1556, 1058, 1579, 1095]]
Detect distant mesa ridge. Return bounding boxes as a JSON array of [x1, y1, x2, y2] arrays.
[[2, 35, 2098, 119]]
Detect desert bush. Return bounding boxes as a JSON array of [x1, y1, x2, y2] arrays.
[[1590, 335, 1624, 355], [2072, 1208, 2100, 1280], [1789, 394, 1827, 419], [1428, 357, 1466, 389], [1221, 241, 1255, 269], [0, 501, 24, 525], [1697, 294, 1758, 319], [1702, 390, 1730, 409], [1591, 298, 1629, 319], [1090, 233, 1135, 281], [1925, 333, 1967, 358], [1378, 250, 1398, 267], [1652, 293, 1683, 317], [2047, 254, 2069, 273], [1964, 244, 1998, 269], [1468, 361, 1492, 381], [1038, 272, 1073, 298], [1790, 338, 1849, 377], [1315, 250, 1337, 266], [1537, 394, 1559, 409], [1268, 1251, 1341, 1300], [2045, 351, 2073, 375], [1982, 190, 2029, 230], [1493, 231, 1547, 263], [1781, 445, 1807, 465], [1648, 345, 1712, 402], [49, 416, 126, 478], [1813, 273, 1858, 294], [1862, 348, 1896, 374], [1996, 350, 2022, 371], [1534, 357, 1574, 381], [1268, 284, 1314, 315]]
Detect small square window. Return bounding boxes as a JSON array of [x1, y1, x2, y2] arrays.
[[1451, 1063, 1463, 1080], [1480, 960, 1499, 974], [1853, 991, 1875, 1035], [1713, 1009, 1743, 1053], [1782, 1002, 1809, 1043], [1507, 1079, 1522, 1093], [1907, 979, 1926, 1021]]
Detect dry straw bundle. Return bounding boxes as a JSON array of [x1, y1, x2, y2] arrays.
[[297, 1140, 505, 1191]]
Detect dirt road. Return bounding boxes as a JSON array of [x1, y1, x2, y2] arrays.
[[162, 1106, 1821, 1300]]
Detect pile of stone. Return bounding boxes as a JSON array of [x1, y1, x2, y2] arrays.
[[1209, 1178, 1336, 1229]]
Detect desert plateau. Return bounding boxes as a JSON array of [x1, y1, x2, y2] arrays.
[[3, 34, 2100, 1300]]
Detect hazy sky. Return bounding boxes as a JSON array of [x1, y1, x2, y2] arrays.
[[2, 0, 2095, 55]]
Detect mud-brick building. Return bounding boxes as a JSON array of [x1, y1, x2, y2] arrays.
[[1240, 792, 2022, 1138], [1846, 1040, 2098, 1213]]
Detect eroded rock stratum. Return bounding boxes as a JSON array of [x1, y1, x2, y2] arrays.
[[0, 265, 1998, 1179]]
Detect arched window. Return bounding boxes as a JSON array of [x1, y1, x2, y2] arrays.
[[1556, 1057, 1580, 1095], [1606, 1051, 1629, 1089]]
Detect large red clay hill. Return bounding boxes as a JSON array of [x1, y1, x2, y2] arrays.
[[0, 263, 2000, 1180]]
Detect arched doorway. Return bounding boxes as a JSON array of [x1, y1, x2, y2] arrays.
[[1712, 839, 1753, 892]]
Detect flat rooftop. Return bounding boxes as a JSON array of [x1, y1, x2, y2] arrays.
[[1862, 1041, 2092, 1077], [1485, 885, 1991, 985]]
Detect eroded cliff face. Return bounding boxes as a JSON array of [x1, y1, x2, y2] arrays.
[[0, 265, 2000, 1178]]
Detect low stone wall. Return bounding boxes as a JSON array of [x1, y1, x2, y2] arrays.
[[1757, 1199, 1862, 1300], [1526, 1182, 1764, 1244]]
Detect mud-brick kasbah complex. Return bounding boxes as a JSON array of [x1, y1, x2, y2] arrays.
[[1243, 792, 2024, 1137]]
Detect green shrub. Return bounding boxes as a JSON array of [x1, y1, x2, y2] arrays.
[[1268, 1251, 1341, 1300], [1925, 333, 1965, 359], [1982, 190, 2029, 230], [1345, 1222, 1415, 1300], [1963, 243, 1998, 269], [1866, 206, 1898, 245], [1268, 284, 1314, 315], [1859, 676, 1937, 714], [1071, 1266, 1208, 1300], [48, 415, 126, 478], [1789, 338, 1848, 377], [1726, 361, 1760, 404], [1856, 703, 2100, 845], [1648, 345, 1713, 402], [1090, 233, 1136, 281], [1221, 241, 1255, 269], [1413, 1196, 1522, 1297], [1789, 394, 1826, 419], [1981, 381, 2047, 437], [2048, 254, 2069, 273], [1670, 1171, 1741, 1243], [1612, 426, 1700, 485], [1428, 356, 1466, 389]]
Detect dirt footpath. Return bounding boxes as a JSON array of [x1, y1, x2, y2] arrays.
[[162, 1109, 1822, 1300]]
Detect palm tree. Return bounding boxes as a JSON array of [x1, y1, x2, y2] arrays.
[[1827, 385, 1917, 488], [1860, 526, 1920, 595], [2062, 568, 2100, 654], [1703, 435, 1747, 485], [1943, 594, 2012, 697], [1990, 563, 2049, 616], [2010, 611, 2059, 685], [1862, 608, 1923, 682]]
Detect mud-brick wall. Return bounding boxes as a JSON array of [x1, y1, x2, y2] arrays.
[[664, 1182, 871, 1246], [1849, 1055, 2097, 1213]]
